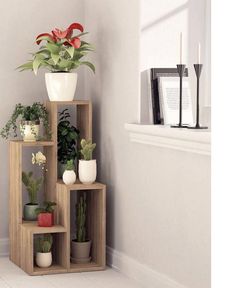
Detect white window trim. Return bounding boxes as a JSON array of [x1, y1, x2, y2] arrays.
[[125, 123, 211, 156]]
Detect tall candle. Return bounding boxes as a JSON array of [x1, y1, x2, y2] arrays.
[[198, 42, 201, 64], [180, 32, 182, 64]]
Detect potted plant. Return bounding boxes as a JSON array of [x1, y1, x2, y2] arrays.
[[63, 160, 77, 185], [79, 139, 96, 184], [0, 102, 50, 141], [17, 22, 95, 101], [35, 201, 56, 227], [58, 109, 80, 177], [71, 193, 91, 264], [22, 151, 47, 220], [22, 171, 42, 221], [36, 234, 53, 268]]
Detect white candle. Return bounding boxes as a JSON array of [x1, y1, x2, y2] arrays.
[[198, 42, 201, 64], [180, 32, 182, 64]]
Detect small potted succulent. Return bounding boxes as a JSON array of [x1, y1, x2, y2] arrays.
[[22, 151, 47, 220], [17, 22, 95, 101], [35, 201, 56, 227], [63, 160, 76, 185], [79, 139, 96, 184], [36, 234, 53, 268], [58, 109, 80, 177], [71, 193, 91, 264], [0, 102, 50, 141]]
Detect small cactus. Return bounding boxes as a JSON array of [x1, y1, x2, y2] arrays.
[[65, 159, 74, 170], [76, 192, 87, 242], [80, 139, 96, 161], [36, 234, 53, 253]]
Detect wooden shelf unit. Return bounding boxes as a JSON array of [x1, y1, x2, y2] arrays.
[[9, 100, 106, 276]]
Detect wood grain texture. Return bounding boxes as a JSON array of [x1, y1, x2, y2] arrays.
[[9, 100, 106, 275], [9, 142, 22, 266]]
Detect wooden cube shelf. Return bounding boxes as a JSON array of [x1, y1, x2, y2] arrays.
[[9, 101, 106, 275], [57, 181, 106, 273]]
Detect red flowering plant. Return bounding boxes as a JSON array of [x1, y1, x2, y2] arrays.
[[17, 23, 95, 74]]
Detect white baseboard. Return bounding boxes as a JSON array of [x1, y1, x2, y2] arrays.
[[0, 238, 9, 257], [106, 246, 187, 288]]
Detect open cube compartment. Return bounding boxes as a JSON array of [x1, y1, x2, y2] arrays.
[[57, 181, 106, 272]]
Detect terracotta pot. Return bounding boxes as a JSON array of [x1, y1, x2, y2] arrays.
[[37, 212, 54, 227]]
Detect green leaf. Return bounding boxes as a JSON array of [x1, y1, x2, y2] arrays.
[[46, 43, 60, 54], [65, 46, 75, 58], [80, 61, 95, 73], [33, 55, 44, 75], [17, 61, 33, 72], [51, 53, 60, 65]]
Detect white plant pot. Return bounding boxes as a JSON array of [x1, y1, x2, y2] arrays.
[[45, 72, 78, 101], [20, 120, 40, 142], [79, 160, 97, 184], [36, 252, 52, 268], [63, 170, 76, 185]]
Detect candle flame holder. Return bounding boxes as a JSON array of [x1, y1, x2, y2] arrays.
[[171, 64, 189, 128], [188, 64, 208, 129]]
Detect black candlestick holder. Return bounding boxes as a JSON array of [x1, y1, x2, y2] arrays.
[[171, 64, 189, 128], [188, 64, 208, 129]]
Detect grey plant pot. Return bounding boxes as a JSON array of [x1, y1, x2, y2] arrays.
[[71, 240, 92, 262], [23, 203, 39, 221]]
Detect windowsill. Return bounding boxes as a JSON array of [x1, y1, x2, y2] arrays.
[[125, 123, 211, 156]]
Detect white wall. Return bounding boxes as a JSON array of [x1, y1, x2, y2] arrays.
[[0, 0, 85, 242], [141, 0, 211, 119], [84, 1, 210, 288]]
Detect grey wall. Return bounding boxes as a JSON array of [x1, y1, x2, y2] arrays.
[[84, 1, 210, 288], [0, 0, 84, 239]]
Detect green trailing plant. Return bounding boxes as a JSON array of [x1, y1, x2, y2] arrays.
[[35, 201, 57, 216], [76, 192, 87, 242], [58, 109, 80, 164], [80, 139, 96, 161], [22, 171, 42, 204], [36, 234, 53, 253], [17, 22, 95, 74], [0, 102, 50, 140], [65, 159, 74, 170]]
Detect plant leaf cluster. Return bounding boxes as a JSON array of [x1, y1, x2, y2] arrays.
[[35, 201, 57, 215], [58, 109, 80, 164], [36, 234, 53, 253], [22, 171, 42, 204], [17, 39, 95, 74], [0, 102, 51, 140], [80, 139, 96, 161]]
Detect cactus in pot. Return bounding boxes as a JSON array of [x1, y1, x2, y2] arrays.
[[62, 159, 76, 185], [36, 234, 53, 268], [71, 192, 91, 263], [78, 139, 96, 184]]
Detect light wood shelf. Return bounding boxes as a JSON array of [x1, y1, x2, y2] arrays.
[[10, 140, 54, 146], [9, 100, 106, 276]]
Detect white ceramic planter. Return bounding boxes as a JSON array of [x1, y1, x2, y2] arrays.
[[79, 160, 97, 184], [63, 170, 76, 185], [20, 120, 40, 142], [45, 72, 78, 101], [36, 252, 52, 268]]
